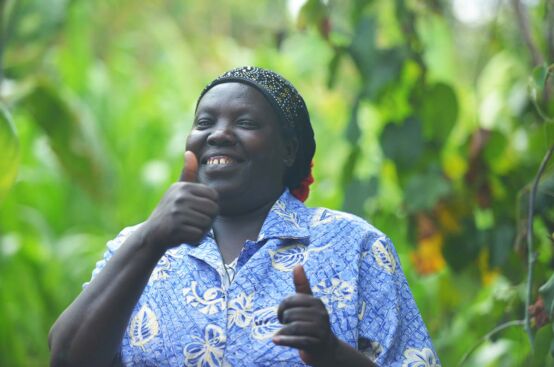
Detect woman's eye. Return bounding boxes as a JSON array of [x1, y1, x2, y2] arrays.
[[237, 120, 259, 129], [195, 119, 213, 128]]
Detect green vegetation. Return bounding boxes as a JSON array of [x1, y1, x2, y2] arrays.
[[1, 0, 553, 365]]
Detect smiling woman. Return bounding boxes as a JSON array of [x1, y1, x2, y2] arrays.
[[47, 67, 440, 367]]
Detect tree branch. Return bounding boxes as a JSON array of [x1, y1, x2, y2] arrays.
[[0, 0, 7, 91], [524, 144, 554, 347], [546, 0, 554, 62], [511, 0, 544, 66], [458, 320, 526, 366]]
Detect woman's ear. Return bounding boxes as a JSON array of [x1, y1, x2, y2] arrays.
[[283, 136, 298, 167]]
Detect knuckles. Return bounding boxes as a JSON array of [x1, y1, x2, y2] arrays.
[[144, 181, 219, 249], [277, 295, 329, 324], [186, 228, 204, 244]]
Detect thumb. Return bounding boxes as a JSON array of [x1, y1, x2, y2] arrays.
[[180, 151, 199, 182], [293, 265, 312, 295]]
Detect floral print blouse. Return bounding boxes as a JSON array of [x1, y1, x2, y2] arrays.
[[87, 190, 440, 366]]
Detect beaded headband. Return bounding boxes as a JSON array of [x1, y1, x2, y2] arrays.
[[197, 66, 308, 132]]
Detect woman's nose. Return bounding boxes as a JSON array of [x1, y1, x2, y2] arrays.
[[206, 124, 237, 146]]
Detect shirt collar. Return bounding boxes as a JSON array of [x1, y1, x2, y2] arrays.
[[257, 189, 310, 245], [184, 189, 311, 263]]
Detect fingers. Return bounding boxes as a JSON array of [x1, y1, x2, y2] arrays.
[[277, 294, 322, 323], [176, 210, 215, 229], [275, 320, 327, 339], [169, 179, 218, 203], [275, 266, 336, 364], [173, 225, 204, 244], [272, 335, 321, 350], [293, 265, 313, 295], [180, 151, 198, 183], [279, 307, 326, 325], [171, 184, 219, 212], [145, 163, 219, 249]]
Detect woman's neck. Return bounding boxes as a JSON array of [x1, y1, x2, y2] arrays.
[[212, 191, 282, 263]]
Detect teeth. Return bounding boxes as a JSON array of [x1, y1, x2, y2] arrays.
[[207, 156, 235, 165]]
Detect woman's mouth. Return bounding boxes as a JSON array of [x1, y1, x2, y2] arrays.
[[206, 155, 238, 166]]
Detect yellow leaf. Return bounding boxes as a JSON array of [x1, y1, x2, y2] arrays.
[[411, 233, 446, 275]]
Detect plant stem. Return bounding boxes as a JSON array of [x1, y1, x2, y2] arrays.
[[546, 0, 554, 62], [458, 320, 526, 366], [0, 0, 7, 90], [524, 144, 554, 348], [511, 0, 544, 66]]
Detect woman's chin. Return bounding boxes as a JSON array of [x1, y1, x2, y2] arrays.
[[204, 180, 246, 199]]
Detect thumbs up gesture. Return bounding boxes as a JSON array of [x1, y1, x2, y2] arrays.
[[274, 265, 339, 366], [140, 151, 219, 251]]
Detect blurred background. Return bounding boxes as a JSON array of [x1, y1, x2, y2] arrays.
[[1, 0, 553, 365]]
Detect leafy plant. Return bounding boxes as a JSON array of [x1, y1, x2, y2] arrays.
[[1, 0, 553, 366]]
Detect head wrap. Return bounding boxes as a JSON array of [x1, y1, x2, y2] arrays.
[[197, 66, 316, 202]]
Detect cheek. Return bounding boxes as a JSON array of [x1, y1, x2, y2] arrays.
[[252, 141, 283, 163], [185, 131, 203, 152]]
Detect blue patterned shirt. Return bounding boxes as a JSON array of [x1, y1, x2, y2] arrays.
[[88, 190, 440, 366]]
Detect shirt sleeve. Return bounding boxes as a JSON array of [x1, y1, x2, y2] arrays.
[[357, 234, 441, 366], [82, 224, 142, 288]]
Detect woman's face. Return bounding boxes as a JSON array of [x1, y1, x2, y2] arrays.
[[186, 82, 296, 210]]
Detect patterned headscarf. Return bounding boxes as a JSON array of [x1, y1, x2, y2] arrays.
[[197, 66, 315, 202]]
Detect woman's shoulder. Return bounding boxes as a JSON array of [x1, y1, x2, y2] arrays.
[[304, 205, 386, 240], [107, 222, 144, 252]]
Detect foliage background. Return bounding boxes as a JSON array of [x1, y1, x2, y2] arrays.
[[1, 0, 554, 365]]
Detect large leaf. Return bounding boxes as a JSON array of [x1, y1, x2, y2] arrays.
[[20, 80, 108, 198], [380, 117, 424, 170], [529, 64, 554, 122], [404, 169, 450, 213], [488, 223, 515, 268], [3, 0, 70, 78], [348, 15, 406, 98], [442, 219, 483, 272], [417, 82, 458, 142], [342, 176, 378, 216], [0, 104, 20, 203]]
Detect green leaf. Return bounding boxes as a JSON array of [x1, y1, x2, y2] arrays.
[[342, 176, 378, 216], [380, 117, 423, 170], [0, 104, 20, 203], [519, 172, 554, 217], [348, 15, 406, 98], [345, 95, 361, 144], [443, 219, 483, 272], [539, 274, 554, 319], [297, 0, 326, 29], [404, 169, 450, 213], [531, 64, 549, 89], [4, 0, 70, 78], [20, 79, 108, 198], [530, 326, 553, 366], [489, 223, 515, 267], [528, 64, 554, 122], [482, 130, 508, 167], [418, 82, 458, 142], [341, 145, 361, 189], [327, 47, 344, 89]]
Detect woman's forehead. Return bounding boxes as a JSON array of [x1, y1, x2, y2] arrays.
[[196, 82, 275, 114]]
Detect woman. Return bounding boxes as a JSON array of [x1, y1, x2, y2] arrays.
[[49, 67, 440, 366]]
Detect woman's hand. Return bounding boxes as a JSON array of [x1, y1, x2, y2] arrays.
[[273, 265, 339, 367], [140, 151, 219, 251]]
